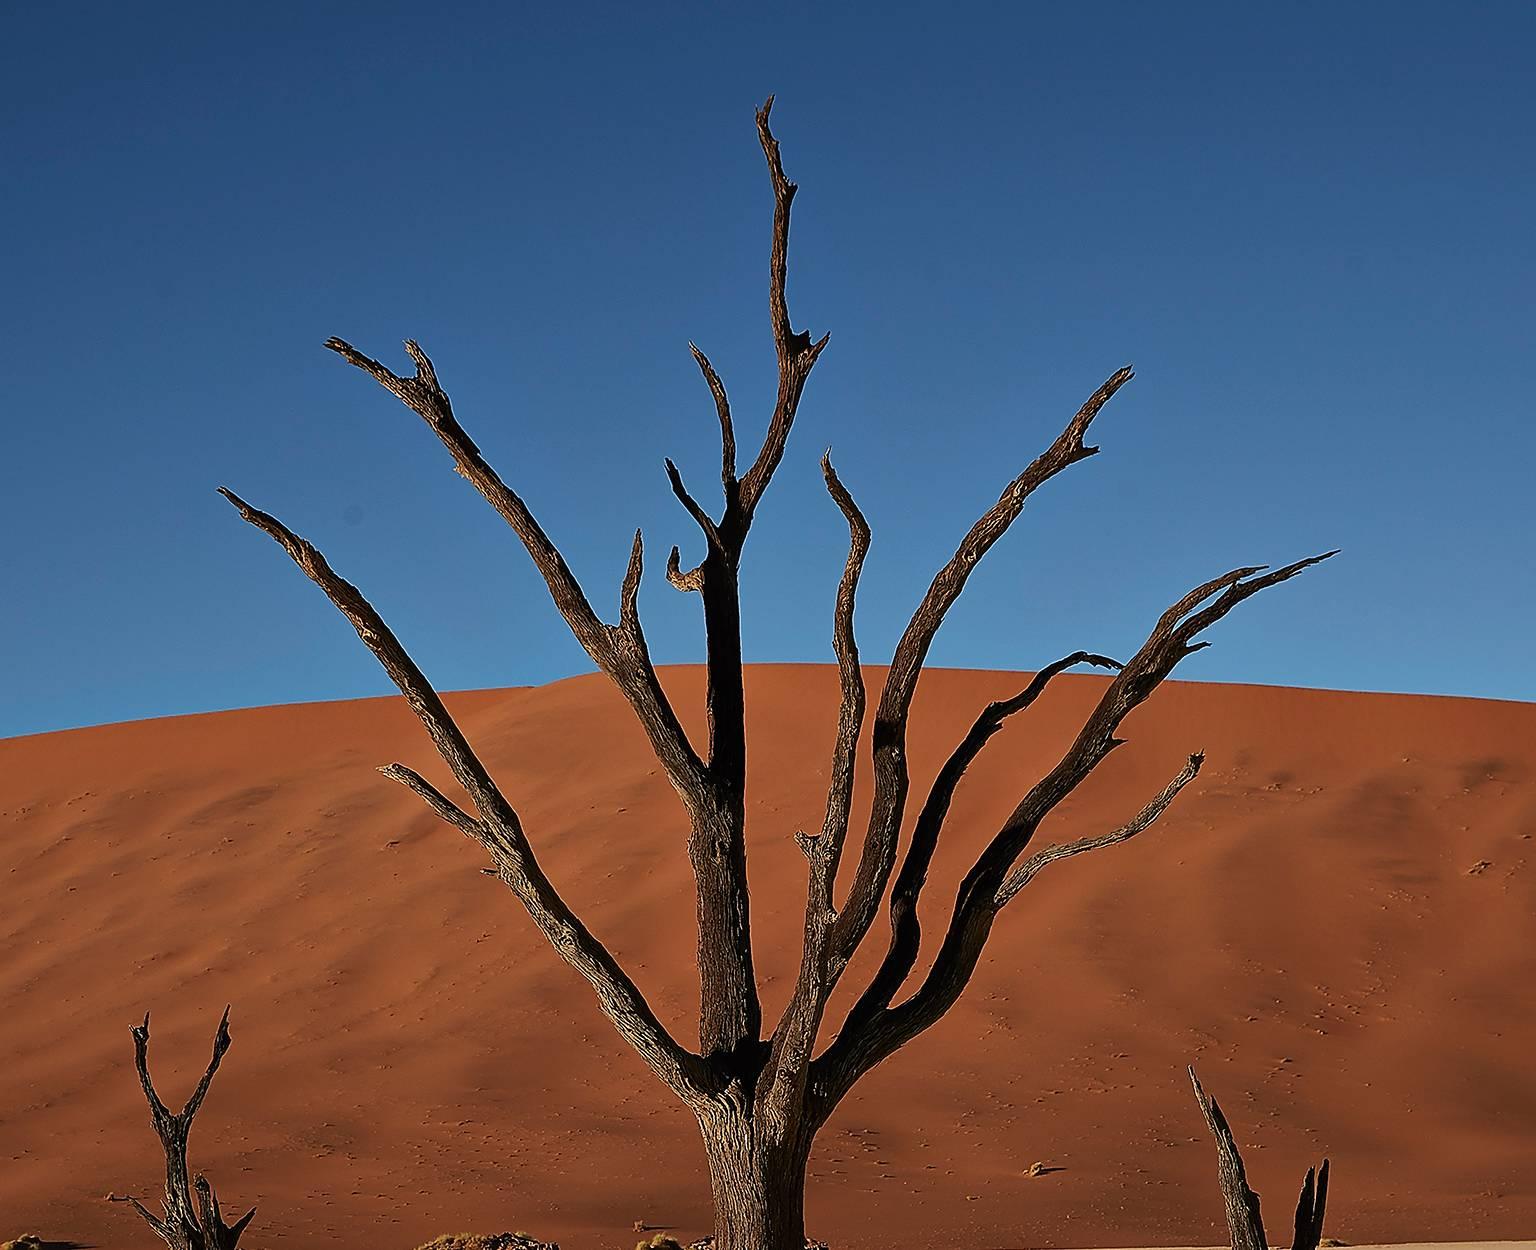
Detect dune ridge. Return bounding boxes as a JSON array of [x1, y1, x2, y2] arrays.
[[3, 665, 1532, 1249]]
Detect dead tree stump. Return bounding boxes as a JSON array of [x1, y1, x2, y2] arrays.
[[1190, 1066, 1330, 1250]]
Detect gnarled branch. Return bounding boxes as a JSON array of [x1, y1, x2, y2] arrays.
[[379, 762, 481, 839], [220, 488, 710, 1099]]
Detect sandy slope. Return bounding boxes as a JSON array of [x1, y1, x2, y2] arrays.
[[2, 666, 1532, 1249]]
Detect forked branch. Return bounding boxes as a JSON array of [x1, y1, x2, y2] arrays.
[[122, 1008, 255, 1250]]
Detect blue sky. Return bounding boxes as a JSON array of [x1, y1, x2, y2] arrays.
[[3, 2, 1532, 738]]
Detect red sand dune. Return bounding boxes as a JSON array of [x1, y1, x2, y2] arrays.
[[3, 665, 1533, 1249]]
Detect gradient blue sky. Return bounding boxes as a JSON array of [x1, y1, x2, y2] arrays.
[[3, 2, 1532, 738]]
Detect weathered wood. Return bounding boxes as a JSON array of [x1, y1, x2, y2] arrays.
[[1191, 1067, 1331, 1250], [1293, 1159, 1331, 1250], [764, 453, 871, 1118], [1191, 1067, 1269, 1250], [120, 1008, 256, 1250]]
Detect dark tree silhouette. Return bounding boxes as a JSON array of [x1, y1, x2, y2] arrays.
[[222, 98, 1333, 1250]]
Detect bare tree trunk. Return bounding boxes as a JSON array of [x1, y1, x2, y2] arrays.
[[697, 1106, 812, 1250]]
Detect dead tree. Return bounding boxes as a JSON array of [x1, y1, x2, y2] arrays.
[[1190, 1067, 1330, 1250], [222, 97, 1334, 1250], [117, 1008, 256, 1250]]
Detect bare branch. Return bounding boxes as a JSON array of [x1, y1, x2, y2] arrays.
[[220, 489, 709, 1099], [1192, 1067, 1332, 1250], [831, 367, 1135, 968], [737, 97, 830, 522], [132, 1012, 172, 1124], [688, 341, 737, 489], [665, 457, 725, 552], [959, 554, 1335, 935], [844, 652, 1121, 1028], [109, 1191, 168, 1240], [380, 763, 482, 839], [764, 453, 871, 1112], [813, 452, 872, 873], [997, 751, 1202, 904], [179, 1004, 233, 1121], [324, 336, 708, 812], [816, 553, 1333, 1106]]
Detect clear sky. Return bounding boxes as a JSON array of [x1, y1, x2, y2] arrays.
[[3, 2, 1532, 739]]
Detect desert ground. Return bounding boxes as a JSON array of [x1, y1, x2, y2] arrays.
[[2, 665, 1532, 1248]]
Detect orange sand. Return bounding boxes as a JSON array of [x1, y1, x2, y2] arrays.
[[3, 665, 1532, 1248]]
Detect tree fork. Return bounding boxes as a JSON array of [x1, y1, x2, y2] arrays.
[[116, 1008, 256, 1250]]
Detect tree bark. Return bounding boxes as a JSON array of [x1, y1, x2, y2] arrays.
[[698, 1108, 812, 1250]]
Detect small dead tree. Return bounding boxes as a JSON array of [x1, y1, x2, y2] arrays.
[[222, 97, 1333, 1250], [1190, 1067, 1330, 1250], [116, 1008, 255, 1250]]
